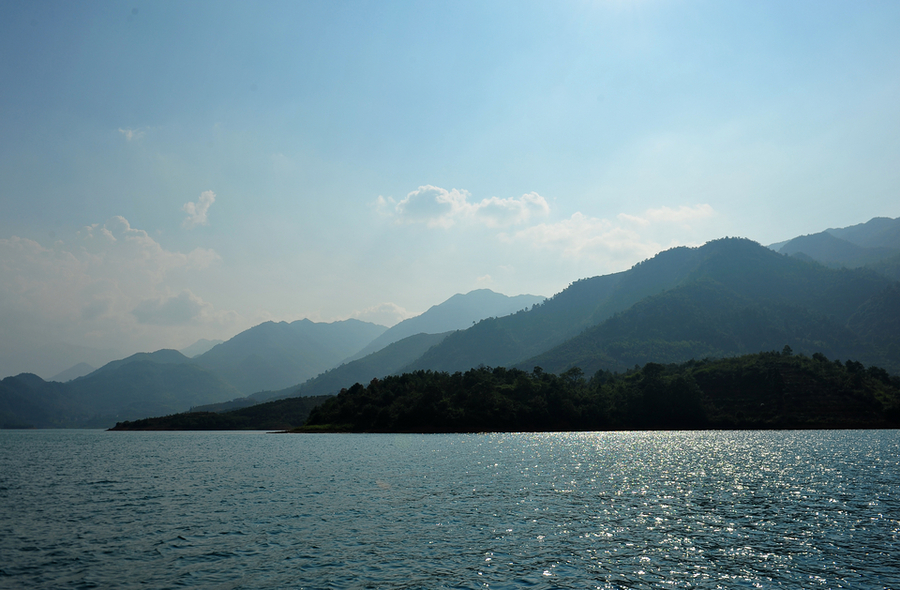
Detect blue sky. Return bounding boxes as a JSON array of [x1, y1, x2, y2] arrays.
[[2, 0, 900, 377]]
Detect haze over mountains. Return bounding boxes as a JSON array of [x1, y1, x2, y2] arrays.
[[2, 216, 899, 429], [0, 290, 544, 427], [770, 216, 900, 281], [345, 289, 544, 361]]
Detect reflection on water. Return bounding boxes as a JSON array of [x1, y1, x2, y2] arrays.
[[1, 430, 898, 589]]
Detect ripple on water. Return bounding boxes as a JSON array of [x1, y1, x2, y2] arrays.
[[1, 430, 899, 589]]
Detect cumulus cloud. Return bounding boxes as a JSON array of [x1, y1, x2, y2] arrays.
[[80, 216, 219, 276], [505, 204, 719, 269], [132, 290, 212, 325], [510, 213, 657, 263], [380, 185, 550, 228], [0, 216, 232, 373], [182, 190, 216, 228]]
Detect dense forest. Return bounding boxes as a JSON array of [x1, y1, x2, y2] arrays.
[[299, 350, 900, 432]]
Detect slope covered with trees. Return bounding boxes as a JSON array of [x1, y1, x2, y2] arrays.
[[403, 245, 716, 374], [403, 238, 898, 376], [774, 216, 900, 280], [521, 239, 900, 376], [299, 352, 899, 432]]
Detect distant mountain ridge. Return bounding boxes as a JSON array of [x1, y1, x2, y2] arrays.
[[825, 216, 900, 249], [771, 216, 900, 281], [402, 244, 716, 374], [345, 289, 544, 361], [520, 238, 899, 376], [180, 338, 223, 358], [0, 360, 241, 428], [50, 362, 95, 382], [193, 318, 387, 394], [0, 319, 387, 427], [5, 217, 900, 429]]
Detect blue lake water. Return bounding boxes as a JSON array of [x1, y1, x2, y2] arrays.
[[1, 430, 899, 589]]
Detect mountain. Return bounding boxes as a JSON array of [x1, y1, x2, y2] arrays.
[[520, 238, 900, 376], [772, 216, 900, 279], [193, 318, 387, 394], [346, 289, 544, 361], [0, 374, 70, 428], [180, 338, 224, 358], [825, 216, 900, 249], [10, 224, 900, 428], [189, 331, 454, 413], [87, 349, 195, 376], [1, 353, 241, 428], [0, 341, 120, 381], [777, 232, 895, 268], [50, 362, 95, 382], [296, 352, 899, 432], [64, 360, 241, 426], [0, 319, 388, 427], [402, 242, 739, 374], [293, 331, 452, 398]]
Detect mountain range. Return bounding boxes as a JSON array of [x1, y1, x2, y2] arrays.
[[0, 290, 544, 427], [3, 216, 899, 429], [769, 216, 900, 281]]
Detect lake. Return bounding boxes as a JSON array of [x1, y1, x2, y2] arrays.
[[1, 430, 898, 589]]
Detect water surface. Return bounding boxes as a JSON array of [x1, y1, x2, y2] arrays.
[[1, 430, 898, 589]]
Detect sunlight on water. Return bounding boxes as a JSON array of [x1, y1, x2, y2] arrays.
[[1, 430, 898, 589]]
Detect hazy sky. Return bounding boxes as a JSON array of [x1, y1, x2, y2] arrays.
[[2, 1, 900, 377]]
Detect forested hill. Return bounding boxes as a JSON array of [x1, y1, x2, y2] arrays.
[[520, 238, 900, 376], [773, 216, 900, 281], [298, 351, 900, 433], [405, 238, 900, 372], [402, 242, 722, 374]]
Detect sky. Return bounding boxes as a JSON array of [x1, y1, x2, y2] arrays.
[[2, 0, 900, 378]]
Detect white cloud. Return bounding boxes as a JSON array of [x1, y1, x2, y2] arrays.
[[0, 216, 234, 372], [506, 203, 719, 270], [118, 127, 144, 141], [182, 190, 216, 228], [509, 213, 656, 264], [382, 185, 550, 229]]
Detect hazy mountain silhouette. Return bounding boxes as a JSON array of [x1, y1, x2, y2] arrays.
[[191, 332, 454, 412], [345, 289, 544, 361], [180, 338, 224, 358], [50, 362, 95, 382], [772, 216, 900, 279], [825, 216, 900, 249], [87, 349, 194, 376], [193, 318, 387, 394], [0, 342, 120, 382], [778, 232, 894, 268], [1, 352, 240, 428]]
